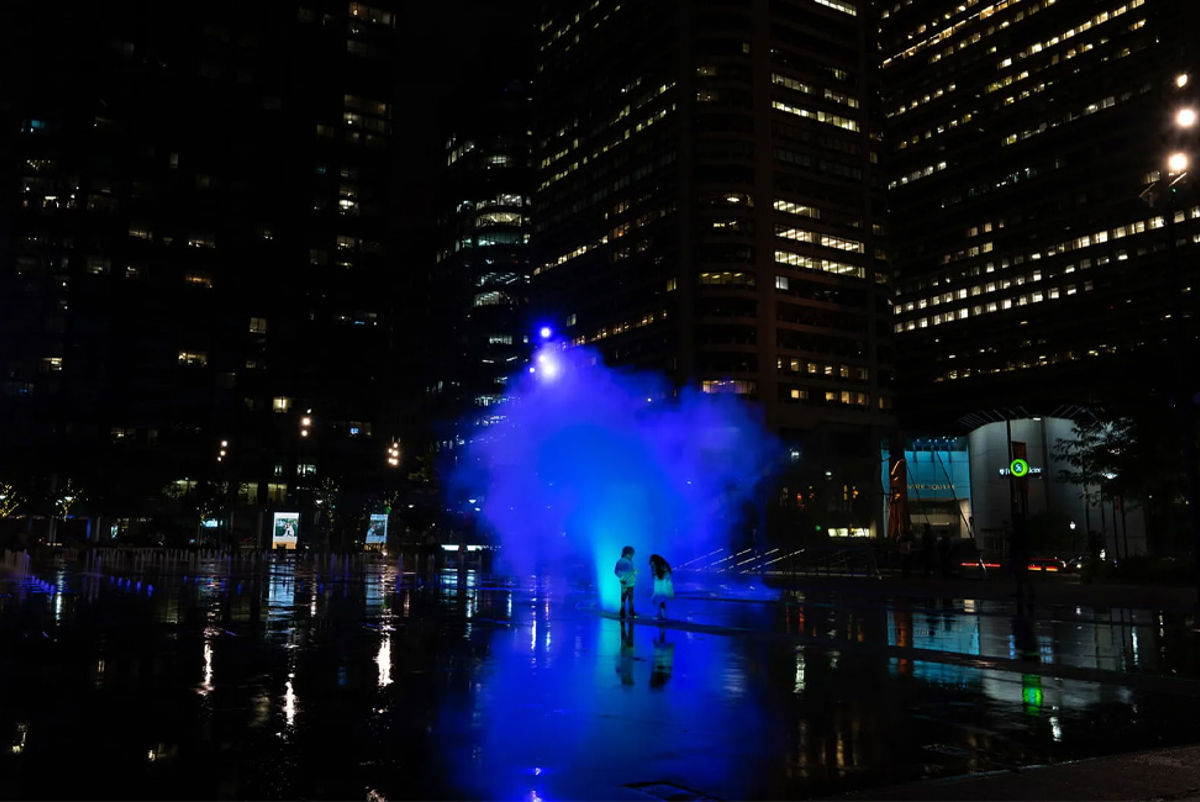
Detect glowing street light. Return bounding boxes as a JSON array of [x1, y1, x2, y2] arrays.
[[1149, 99, 1200, 608], [386, 442, 400, 467], [538, 325, 553, 340], [1178, 73, 1190, 89]]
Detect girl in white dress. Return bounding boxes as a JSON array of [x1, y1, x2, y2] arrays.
[[648, 554, 674, 620]]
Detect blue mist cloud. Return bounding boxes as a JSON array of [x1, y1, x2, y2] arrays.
[[447, 344, 783, 610]]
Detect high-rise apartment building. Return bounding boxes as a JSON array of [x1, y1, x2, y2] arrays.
[[881, 0, 1200, 426], [0, 1, 410, 543], [533, 0, 895, 539]]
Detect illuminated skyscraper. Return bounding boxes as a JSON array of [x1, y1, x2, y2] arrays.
[[433, 79, 534, 453], [0, 1, 408, 541], [533, 0, 895, 539], [880, 0, 1200, 425]]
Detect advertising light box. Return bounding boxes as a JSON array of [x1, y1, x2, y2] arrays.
[[272, 512, 299, 549], [365, 513, 388, 548]]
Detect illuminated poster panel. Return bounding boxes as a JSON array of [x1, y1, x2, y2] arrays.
[[272, 512, 299, 549], [365, 513, 388, 549]]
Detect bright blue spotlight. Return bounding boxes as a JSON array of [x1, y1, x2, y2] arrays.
[[538, 326, 553, 340], [535, 351, 561, 380]]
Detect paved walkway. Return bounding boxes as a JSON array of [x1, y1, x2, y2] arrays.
[[779, 571, 1200, 614], [832, 742, 1200, 800]]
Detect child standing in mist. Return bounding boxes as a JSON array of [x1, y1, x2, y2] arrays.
[[615, 545, 637, 618], [649, 554, 674, 620]]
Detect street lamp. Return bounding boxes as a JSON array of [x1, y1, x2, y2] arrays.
[[1150, 81, 1200, 607]]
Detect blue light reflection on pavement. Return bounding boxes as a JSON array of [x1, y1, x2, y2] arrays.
[[434, 587, 773, 801], [4, 560, 1200, 799]]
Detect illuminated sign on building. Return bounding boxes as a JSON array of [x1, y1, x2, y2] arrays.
[[997, 465, 1044, 477], [272, 512, 299, 549]]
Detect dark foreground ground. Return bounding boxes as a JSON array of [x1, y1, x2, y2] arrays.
[[2, 555, 1200, 800]]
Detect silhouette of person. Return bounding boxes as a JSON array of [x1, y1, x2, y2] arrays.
[[899, 529, 914, 578], [936, 530, 951, 578], [921, 524, 936, 577]]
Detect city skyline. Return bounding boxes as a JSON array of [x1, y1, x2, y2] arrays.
[[4, 4, 1200, 801], [0, 0, 1195, 555]]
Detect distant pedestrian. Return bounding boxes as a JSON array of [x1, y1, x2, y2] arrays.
[[648, 554, 674, 619], [899, 530, 914, 578], [615, 545, 637, 618], [421, 533, 437, 575], [921, 524, 936, 577]]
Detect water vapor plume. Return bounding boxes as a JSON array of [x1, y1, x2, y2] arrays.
[[447, 343, 783, 609]]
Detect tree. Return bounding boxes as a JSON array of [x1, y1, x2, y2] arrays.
[[162, 479, 235, 546], [314, 477, 341, 548], [1053, 415, 1141, 559], [53, 477, 85, 519], [0, 482, 22, 518]]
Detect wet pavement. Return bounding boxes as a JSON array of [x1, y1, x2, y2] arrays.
[[3, 556, 1200, 800]]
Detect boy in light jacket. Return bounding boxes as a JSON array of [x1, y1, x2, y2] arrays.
[[614, 545, 637, 618]]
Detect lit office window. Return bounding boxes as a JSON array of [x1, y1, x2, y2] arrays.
[[177, 351, 208, 366]]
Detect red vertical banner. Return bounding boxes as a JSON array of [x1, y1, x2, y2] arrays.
[[887, 452, 908, 541]]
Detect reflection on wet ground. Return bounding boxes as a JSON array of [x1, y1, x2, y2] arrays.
[[2, 556, 1200, 799]]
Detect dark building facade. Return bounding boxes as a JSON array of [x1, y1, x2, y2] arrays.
[[0, 1, 413, 544], [533, 0, 896, 540], [432, 80, 535, 454], [880, 0, 1200, 426]]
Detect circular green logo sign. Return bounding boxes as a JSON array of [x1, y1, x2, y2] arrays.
[[1010, 458, 1029, 477]]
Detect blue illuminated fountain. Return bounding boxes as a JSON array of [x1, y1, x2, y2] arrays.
[[447, 335, 783, 610]]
